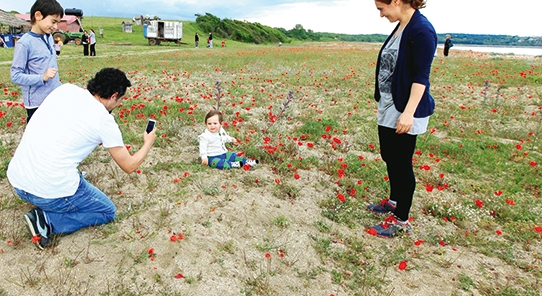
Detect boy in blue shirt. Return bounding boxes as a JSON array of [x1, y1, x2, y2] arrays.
[[10, 0, 64, 122]]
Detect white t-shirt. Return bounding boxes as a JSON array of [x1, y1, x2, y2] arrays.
[[7, 84, 124, 198]]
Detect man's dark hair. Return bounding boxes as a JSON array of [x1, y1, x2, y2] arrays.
[[87, 68, 132, 99], [30, 0, 64, 24]]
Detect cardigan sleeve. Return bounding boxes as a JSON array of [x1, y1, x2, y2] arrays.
[[409, 25, 437, 86]]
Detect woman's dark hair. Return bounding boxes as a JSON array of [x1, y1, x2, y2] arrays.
[[30, 0, 64, 24], [376, 0, 426, 9], [205, 110, 223, 124], [87, 68, 132, 99]]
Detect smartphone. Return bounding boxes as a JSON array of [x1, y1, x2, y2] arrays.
[[146, 119, 156, 133]]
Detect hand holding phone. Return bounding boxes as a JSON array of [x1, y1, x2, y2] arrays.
[[146, 119, 156, 133]]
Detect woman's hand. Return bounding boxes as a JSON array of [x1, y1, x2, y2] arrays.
[[396, 113, 413, 134]]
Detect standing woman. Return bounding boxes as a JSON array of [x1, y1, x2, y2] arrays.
[[366, 0, 437, 237], [82, 30, 89, 56], [89, 28, 96, 56]]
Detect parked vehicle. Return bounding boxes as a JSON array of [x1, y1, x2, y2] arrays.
[[53, 8, 84, 45], [143, 20, 183, 46]]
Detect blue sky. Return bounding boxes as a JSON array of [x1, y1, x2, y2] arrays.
[[3, 0, 539, 36]]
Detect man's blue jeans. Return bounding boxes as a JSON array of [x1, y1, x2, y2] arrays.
[[14, 175, 116, 234]]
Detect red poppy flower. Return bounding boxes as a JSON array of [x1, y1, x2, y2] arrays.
[[398, 261, 407, 270], [495, 230, 502, 235], [475, 200, 484, 208], [294, 173, 300, 180], [414, 239, 424, 246], [265, 253, 271, 258], [174, 273, 184, 279], [505, 199, 515, 206], [535, 226, 542, 233], [439, 241, 446, 246], [337, 194, 346, 203]]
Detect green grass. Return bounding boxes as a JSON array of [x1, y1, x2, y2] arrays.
[[0, 36, 541, 295]]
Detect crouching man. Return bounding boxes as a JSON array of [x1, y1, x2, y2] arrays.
[[7, 68, 157, 249]]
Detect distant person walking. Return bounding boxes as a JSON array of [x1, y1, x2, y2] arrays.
[[82, 30, 89, 56], [10, 0, 64, 123], [195, 32, 199, 48], [99, 27, 103, 38], [366, 0, 437, 238], [444, 34, 453, 56], [89, 28, 96, 56], [208, 32, 213, 48]]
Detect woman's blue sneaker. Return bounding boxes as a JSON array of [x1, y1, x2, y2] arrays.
[[367, 198, 396, 214]]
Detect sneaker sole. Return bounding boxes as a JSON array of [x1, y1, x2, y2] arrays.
[[367, 209, 393, 214], [367, 206, 396, 214], [375, 232, 411, 238], [23, 214, 39, 238], [23, 214, 46, 250]]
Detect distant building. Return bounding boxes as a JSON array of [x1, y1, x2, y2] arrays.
[[16, 14, 82, 33], [122, 21, 133, 33]]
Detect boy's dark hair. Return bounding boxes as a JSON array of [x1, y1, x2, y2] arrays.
[[205, 110, 223, 123], [87, 68, 132, 100], [30, 0, 64, 24]]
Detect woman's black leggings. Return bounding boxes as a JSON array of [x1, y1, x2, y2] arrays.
[[378, 125, 417, 221]]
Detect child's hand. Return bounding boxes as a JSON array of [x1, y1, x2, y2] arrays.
[[201, 158, 208, 166], [43, 68, 58, 81]]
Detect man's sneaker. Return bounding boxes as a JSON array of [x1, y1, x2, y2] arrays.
[[367, 198, 396, 214], [246, 159, 259, 167], [366, 215, 411, 238], [23, 208, 52, 250]]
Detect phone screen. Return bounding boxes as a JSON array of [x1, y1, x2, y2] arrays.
[[146, 119, 156, 133]]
